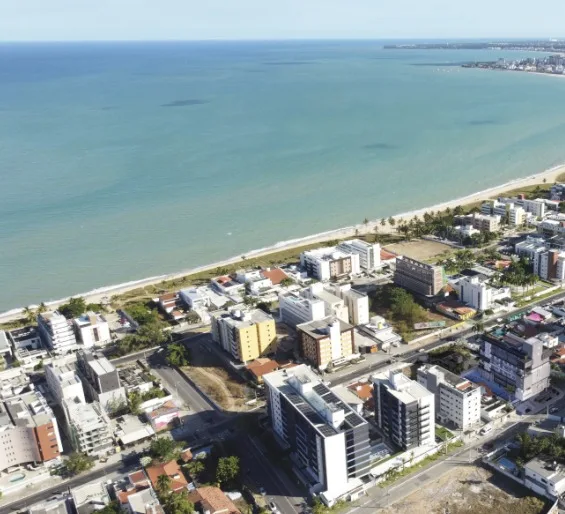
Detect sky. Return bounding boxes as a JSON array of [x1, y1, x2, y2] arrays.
[[2, 0, 565, 42]]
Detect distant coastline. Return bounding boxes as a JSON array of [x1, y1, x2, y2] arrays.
[[1, 163, 564, 323]]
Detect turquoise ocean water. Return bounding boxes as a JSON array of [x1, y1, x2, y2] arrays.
[[2, 41, 565, 311]]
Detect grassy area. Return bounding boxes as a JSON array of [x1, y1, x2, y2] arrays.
[[435, 426, 455, 441], [378, 440, 464, 487]]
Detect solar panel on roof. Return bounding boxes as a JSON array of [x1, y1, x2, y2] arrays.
[[313, 384, 328, 395], [318, 425, 337, 437], [345, 413, 365, 427]]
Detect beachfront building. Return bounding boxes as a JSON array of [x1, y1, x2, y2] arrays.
[[210, 307, 277, 362], [479, 328, 551, 401], [300, 247, 360, 281], [336, 239, 381, 272], [63, 399, 113, 455], [470, 213, 501, 233], [263, 364, 371, 505], [75, 350, 127, 412], [7, 326, 41, 350], [394, 256, 445, 296], [372, 370, 435, 451], [296, 317, 356, 370], [37, 311, 77, 354], [302, 283, 350, 323], [45, 362, 86, 405], [235, 269, 273, 295], [417, 364, 481, 430], [0, 391, 63, 472], [73, 312, 111, 348], [449, 272, 511, 311], [279, 290, 326, 328]]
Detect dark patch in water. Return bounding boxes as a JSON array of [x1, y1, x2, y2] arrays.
[[363, 143, 396, 150], [263, 61, 313, 66], [162, 99, 208, 108], [467, 119, 498, 126]]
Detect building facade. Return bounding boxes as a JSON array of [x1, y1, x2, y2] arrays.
[[279, 291, 326, 328], [45, 363, 86, 405], [297, 317, 355, 370], [394, 256, 445, 296], [372, 370, 435, 451], [75, 350, 126, 412], [479, 331, 551, 401], [63, 399, 113, 456], [73, 312, 111, 348], [417, 364, 481, 430], [450, 274, 511, 311], [336, 239, 381, 271], [37, 312, 77, 354], [0, 391, 63, 472], [300, 248, 361, 281], [210, 308, 277, 362], [264, 365, 371, 505], [324, 283, 370, 325]]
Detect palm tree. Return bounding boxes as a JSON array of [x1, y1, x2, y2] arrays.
[[473, 321, 485, 333], [388, 216, 396, 228], [37, 302, 47, 314], [363, 217, 369, 225], [22, 306, 36, 325], [156, 474, 172, 496], [380, 218, 386, 227], [186, 460, 205, 479]]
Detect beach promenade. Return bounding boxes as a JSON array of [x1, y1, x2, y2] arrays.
[[1, 163, 564, 323]]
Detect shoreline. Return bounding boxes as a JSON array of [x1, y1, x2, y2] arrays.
[[2, 163, 564, 323]]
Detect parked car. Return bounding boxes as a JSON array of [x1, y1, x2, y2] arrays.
[[550, 407, 559, 414]]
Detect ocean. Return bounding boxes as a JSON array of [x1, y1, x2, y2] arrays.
[[2, 40, 565, 311]]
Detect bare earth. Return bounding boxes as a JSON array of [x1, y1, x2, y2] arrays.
[[384, 240, 453, 262], [376, 465, 545, 514]]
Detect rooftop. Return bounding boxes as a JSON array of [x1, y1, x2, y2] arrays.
[[71, 480, 110, 510], [8, 326, 39, 343], [4, 390, 54, 427], [145, 460, 188, 492], [525, 456, 565, 482], [0, 331, 9, 353], [192, 486, 240, 514], [373, 370, 433, 404], [302, 247, 352, 261], [127, 487, 163, 514], [74, 312, 107, 328], [212, 307, 273, 329], [418, 364, 479, 392], [87, 356, 116, 376], [297, 316, 353, 340], [65, 400, 108, 429], [261, 267, 289, 285]]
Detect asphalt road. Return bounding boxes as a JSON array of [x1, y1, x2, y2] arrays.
[[237, 435, 304, 514], [0, 455, 139, 514]]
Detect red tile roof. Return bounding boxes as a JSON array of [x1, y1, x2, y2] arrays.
[[192, 486, 240, 514], [380, 249, 397, 261], [262, 268, 289, 285], [145, 460, 188, 493]]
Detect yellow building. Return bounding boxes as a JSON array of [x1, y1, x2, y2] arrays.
[[210, 308, 277, 363]]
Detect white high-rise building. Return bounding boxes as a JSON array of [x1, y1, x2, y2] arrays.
[[279, 291, 326, 328], [73, 312, 111, 348], [372, 370, 435, 450], [449, 274, 511, 311], [417, 364, 481, 430], [37, 312, 77, 354], [300, 247, 361, 281], [324, 283, 370, 325], [264, 365, 371, 506], [45, 362, 86, 405], [63, 399, 113, 456], [337, 239, 381, 271]]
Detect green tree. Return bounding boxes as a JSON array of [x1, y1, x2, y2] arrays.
[[33, 360, 44, 371], [185, 459, 205, 479], [161, 491, 194, 514], [388, 216, 396, 227], [65, 452, 94, 476], [156, 473, 172, 496], [256, 301, 272, 314], [215, 455, 240, 485], [23, 306, 37, 325], [473, 321, 485, 334], [37, 302, 48, 314], [311, 497, 328, 514], [125, 303, 160, 325], [128, 391, 142, 415], [243, 295, 257, 307], [380, 218, 386, 227], [166, 343, 190, 367], [363, 217, 369, 225], [280, 277, 294, 288], [59, 297, 87, 319], [149, 437, 181, 463]]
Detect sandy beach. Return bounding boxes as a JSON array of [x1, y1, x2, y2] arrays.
[[1, 163, 564, 323]]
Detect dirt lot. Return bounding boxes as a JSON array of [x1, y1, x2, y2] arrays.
[[384, 240, 453, 262], [182, 347, 254, 412], [376, 465, 546, 514]]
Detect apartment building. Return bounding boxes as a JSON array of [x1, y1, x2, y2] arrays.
[[279, 291, 326, 328], [515, 236, 548, 261], [394, 256, 445, 296], [479, 330, 551, 401], [372, 370, 435, 450], [8, 326, 41, 350], [75, 350, 126, 412], [264, 365, 371, 505], [297, 317, 355, 370], [45, 362, 86, 405], [63, 399, 113, 455], [417, 364, 481, 430], [300, 247, 360, 281], [470, 213, 501, 232], [534, 249, 565, 281], [73, 312, 111, 347], [324, 283, 370, 325], [0, 391, 63, 472], [336, 239, 381, 271], [538, 216, 565, 238], [210, 308, 277, 362], [449, 273, 511, 311], [522, 198, 546, 219], [37, 312, 77, 354], [303, 283, 350, 322]]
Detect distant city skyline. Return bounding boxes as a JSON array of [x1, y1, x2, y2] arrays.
[[2, 0, 565, 42]]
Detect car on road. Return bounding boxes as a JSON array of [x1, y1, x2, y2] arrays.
[[550, 407, 560, 414], [269, 501, 280, 513]]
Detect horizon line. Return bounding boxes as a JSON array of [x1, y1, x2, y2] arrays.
[[0, 36, 564, 44]]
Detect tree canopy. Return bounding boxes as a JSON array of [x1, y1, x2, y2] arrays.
[[166, 343, 190, 367], [59, 297, 87, 319], [65, 452, 94, 476], [149, 437, 181, 463], [215, 455, 240, 485], [126, 303, 160, 325]]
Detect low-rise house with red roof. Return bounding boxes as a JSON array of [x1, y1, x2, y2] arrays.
[[145, 460, 189, 493], [190, 486, 240, 514]]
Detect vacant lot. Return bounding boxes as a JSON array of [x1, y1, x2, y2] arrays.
[[182, 346, 253, 412], [377, 465, 546, 514], [385, 240, 453, 262]]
